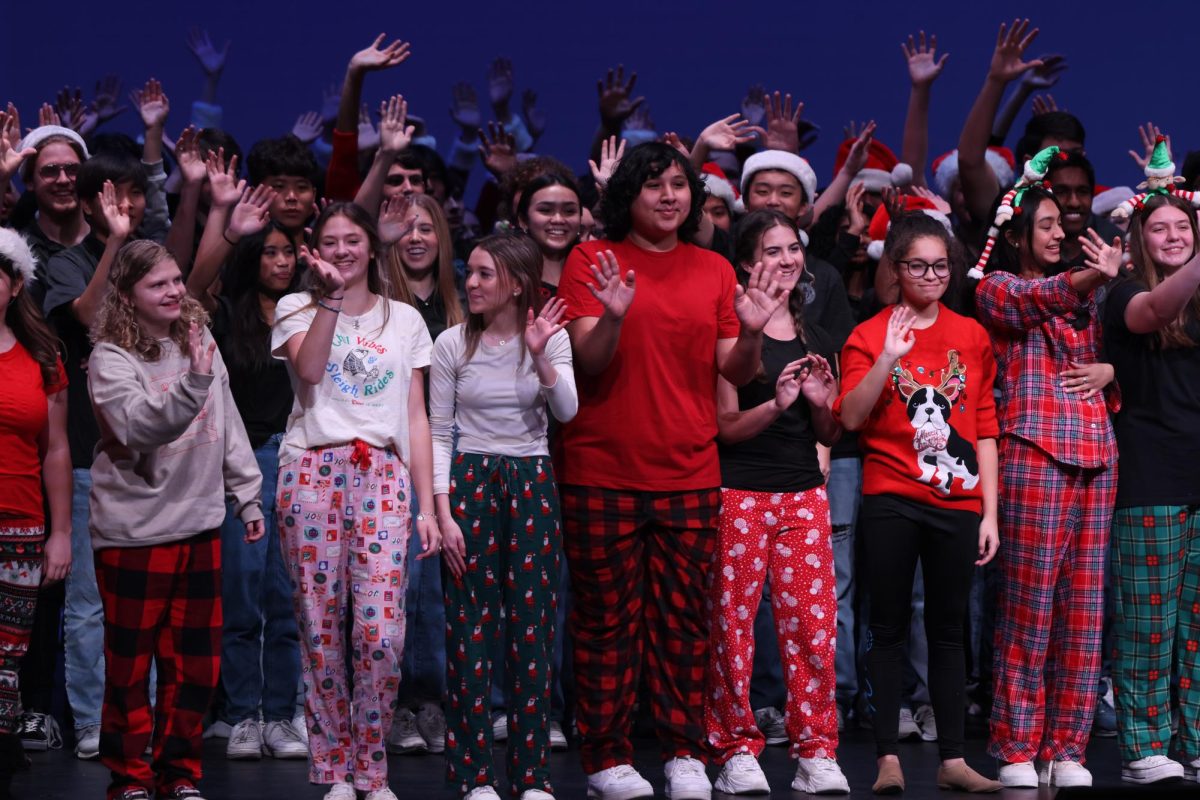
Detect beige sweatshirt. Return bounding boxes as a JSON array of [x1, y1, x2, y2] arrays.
[[87, 332, 263, 548]]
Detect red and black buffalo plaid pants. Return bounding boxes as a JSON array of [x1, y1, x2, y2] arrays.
[[561, 485, 719, 774]]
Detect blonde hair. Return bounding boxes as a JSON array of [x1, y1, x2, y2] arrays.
[[385, 194, 464, 326], [92, 240, 208, 360]]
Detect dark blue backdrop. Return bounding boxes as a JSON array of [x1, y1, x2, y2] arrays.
[[4, 0, 1196, 198]]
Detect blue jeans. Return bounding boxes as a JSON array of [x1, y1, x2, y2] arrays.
[[219, 435, 300, 723], [829, 457, 862, 709], [399, 497, 446, 706], [64, 468, 104, 732]]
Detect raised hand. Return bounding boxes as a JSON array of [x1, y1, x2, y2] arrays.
[[93, 74, 127, 125], [1030, 94, 1059, 116], [845, 182, 870, 236], [1020, 53, 1067, 90], [227, 184, 276, 238], [597, 65, 645, 130], [987, 18, 1043, 84], [0, 109, 34, 180], [902, 31, 948, 87], [54, 87, 88, 133], [292, 111, 324, 145], [99, 180, 132, 240], [1129, 122, 1168, 170], [478, 121, 517, 178], [841, 120, 878, 176], [734, 260, 787, 333], [175, 126, 207, 184], [449, 82, 482, 135], [349, 33, 411, 74], [698, 114, 765, 151], [205, 147, 245, 208], [378, 95, 414, 155], [357, 103, 379, 152], [187, 27, 231, 77], [378, 194, 417, 244], [799, 353, 838, 408], [131, 78, 169, 129], [587, 135, 625, 190], [883, 305, 917, 361], [662, 132, 690, 159], [765, 90, 804, 154], [321, 83, 341, 123], [38, 102, 62, 128], [585, 250, 635, 319], [487, 57, 514, 115], [911, 185, 952, 215], [522, 89, 547, 141], [525, 297, 567, 356], [741, 84, 767, 128], [298, 243, 346, 293], [188, 322, 217, 375], [1080, 229, 1123, 278], [1059, 360, 1114, 400]]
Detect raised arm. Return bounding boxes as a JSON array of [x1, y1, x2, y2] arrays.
[[900, 31, 948, 188], [524, 299, 578, 422], [716, 261, 786, 386], [165, 127, 207, 272], [187, 148, 247, 305], [1122, 252, 1200, 334], [566, 250, 635, 376], [354, 95, 414, 216], [590, 65, 644, 164], [837, 307, 915, 431], [334, 33, 411, 137], [991, 55, 1067, 145], [280, 245, 346, 385], [813, 121, 876, 227], [72, 182, 130, 328]]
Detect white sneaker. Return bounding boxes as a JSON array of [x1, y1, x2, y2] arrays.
[[897, 707, 920, 740], [1037, 760, 1092, 787], [586, 764, 654, 800], [913, 704, 937, 742], [202, 719, 232, 739], [519, 791, 555, 800], [1122, 755, 1184, 784], [997, 761, 1038, 788], [292, 711, 309, 745], [549, 720, 568, 751], [464, 788, 500, 800], [664, 756, 711, 800], [1185, 756, 1200, 782], [492, 712, 508, 742], [415, 703, 446, 753], [714, 753, 770, 794], [323, 784, 355, 800], [364, 788, 399, 800], [792, 757, 850, 794], [74, 724, 100, 760], [225, 719, 263, 760], [263, 719, 308, 759], [386, 708, 427, 755], [752, 707, 787, 746]]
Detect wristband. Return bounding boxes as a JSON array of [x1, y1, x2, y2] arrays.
[[222, 231, 240, 247], [316, 299, 342, 313]]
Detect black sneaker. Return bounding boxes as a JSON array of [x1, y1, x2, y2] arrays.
[[15, 712, 62, 751], [159, 783, 206, 800]]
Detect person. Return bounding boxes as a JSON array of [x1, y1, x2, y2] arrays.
[[973, 147, 1124, 789], [87, 239, 264, 800], [431, 232, 577, 800], [1101, 140, 1200, 785], [556, 141, 785, 800], [516, 172, 583, 296], [1044, 150, 1122, 270], [271, 202, 440, 800], [0, 229, 71, 799], [387, 193, 464, 343], [835, 213, 1002, 794], [207, 224, 307, 760], [703, 210, 849, 795]]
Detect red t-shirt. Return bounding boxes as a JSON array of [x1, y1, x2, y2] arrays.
[[833, 304, 999, 512], [557, 238, 740, 490], [0, 342, 67, 526]]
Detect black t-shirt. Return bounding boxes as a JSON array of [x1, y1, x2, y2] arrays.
[[1104, 277, 1200, 507], [719, 324, 836, 492], [211, 297, 294, 450], [42, 235, 105, 469]]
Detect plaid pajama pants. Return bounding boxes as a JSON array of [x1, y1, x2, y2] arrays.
[[95, 530, 221, 800], [989, 437, 1115, 764], [0, 526, 42, 735], [561, 484, 720, 774], [1110, 505, 1200, 762]]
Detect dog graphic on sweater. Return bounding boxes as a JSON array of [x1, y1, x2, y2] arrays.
[[894, 350, 979, 495]]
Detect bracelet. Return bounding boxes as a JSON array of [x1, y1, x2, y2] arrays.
[[222, 230, 239, 247], [316, 299, 342, 313]]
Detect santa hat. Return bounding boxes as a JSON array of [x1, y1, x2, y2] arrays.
[[1092, 186, 1135, 218], [970, 146, 1066, 278], [17, 125, 90, 161], [864, 195, 953, 262], [833, 138, 913, 193], [700, 162, 739, 212], [0, 228, 37, 285], [932, 146, 1015, 199], [741, 150, 818, 206], [1109, 135, 1200, 221]]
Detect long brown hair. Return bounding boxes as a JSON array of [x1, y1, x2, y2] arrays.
[[0, 249, 60, 387], [385, 194, 464, 326], [1128, 193, 1200, 349], [463, 233, 543, 362], [733, 209, 808, 345], [91, 240, 208, 360]]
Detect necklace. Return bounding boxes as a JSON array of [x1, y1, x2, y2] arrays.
[[483, 333, 508, 346]]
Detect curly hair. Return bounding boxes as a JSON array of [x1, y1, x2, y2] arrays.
[[92, 240, 208, 361], [600, 142, 706, 243]]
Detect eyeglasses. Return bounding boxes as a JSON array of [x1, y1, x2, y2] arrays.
[[37, 162, 80, 181], [897, 259, 950, 278]]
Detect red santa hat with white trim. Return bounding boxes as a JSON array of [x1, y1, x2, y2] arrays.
[[932, 146, 1016, 199], [833, 138, 913, 193], [700, 162, 739, 212], [864, 195, 953, 262]]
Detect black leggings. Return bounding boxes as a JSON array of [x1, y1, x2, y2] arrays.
[[860, 494, 977, 760]]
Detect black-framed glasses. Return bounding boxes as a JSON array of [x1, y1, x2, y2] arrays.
[[897, 259, 951, 278], [37, 162, 80, 181]]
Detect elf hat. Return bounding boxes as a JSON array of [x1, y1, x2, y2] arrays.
[[833, 138, 913, 193], [932, 146, 1015, 199], [0, 228, 37, 285], [1109, 135, 1200, 221], [970, 146, 1066, 278], [741, 150, 818, 206], [864, 195, 953, 261], [1092, 185, 1135, 218]]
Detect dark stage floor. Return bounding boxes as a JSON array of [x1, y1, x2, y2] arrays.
[[13, 724, 1191, 799]]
